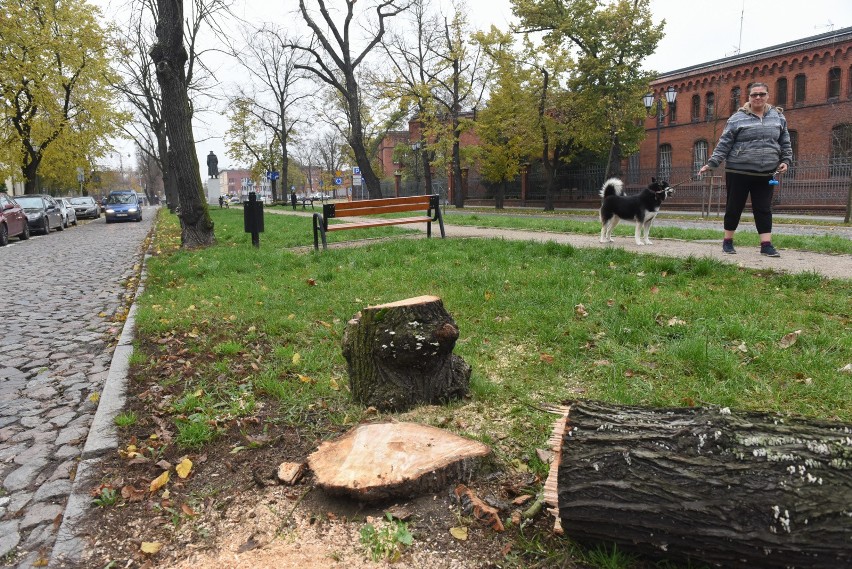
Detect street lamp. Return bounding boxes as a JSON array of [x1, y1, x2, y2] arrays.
[[643, 86, 678, 179]]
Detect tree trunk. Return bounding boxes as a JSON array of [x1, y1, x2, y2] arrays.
[[342, 295, 471, 412], [606, 130, 623, 179], [421, 147, 433, 195], [151, 0, 214, 248], [544, 400, 852, 569], [158, 132, 178, 214], [308, 422, 490, 502]]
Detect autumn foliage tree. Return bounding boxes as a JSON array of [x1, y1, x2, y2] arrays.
[[511, 0, 664, 177], [0, 0, 124, 194]]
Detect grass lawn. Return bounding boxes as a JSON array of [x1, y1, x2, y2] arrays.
[[119, 207, 851, 567]]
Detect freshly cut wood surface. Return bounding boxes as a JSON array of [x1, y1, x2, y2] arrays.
[[308, 422, 490, 501]]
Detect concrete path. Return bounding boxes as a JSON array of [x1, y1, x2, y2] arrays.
[[0, 210, 155, 568], [277, 207, 852, 280]]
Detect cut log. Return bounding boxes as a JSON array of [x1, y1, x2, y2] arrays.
[[544, 400, 852, 569], [341, 295, 471, 411], [307, 422, 490, 502]]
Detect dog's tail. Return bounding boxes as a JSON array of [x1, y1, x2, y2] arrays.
[[600, 177, 624, 199]]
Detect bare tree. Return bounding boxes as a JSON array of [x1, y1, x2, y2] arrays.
[[291, 0, 408, 199], [230, 24, 308, 202], [150, 0, 215, 247], [428, 2, 488, 208], [378, 0, 445, 195], [114, 0, 228, 216]]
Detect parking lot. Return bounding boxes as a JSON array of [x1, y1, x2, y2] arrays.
[[0, 205, 155, 566]]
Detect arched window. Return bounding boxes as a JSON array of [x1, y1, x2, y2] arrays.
[[775, 78, 788, 107], [730, 87, 741, 114], [830, 124, 852, 178], [828, 67, 841, 99], [705, 92, 715, 121], [794, 74, 806, 105], [691, 94, 701, 122], [659, 144, 673, 181], [668, 100, 677, 124], [693, 140, 709, 172]]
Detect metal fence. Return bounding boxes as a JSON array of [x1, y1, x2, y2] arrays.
[[375, 155, 850, 212]]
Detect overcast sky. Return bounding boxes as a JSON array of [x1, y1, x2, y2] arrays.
[[95, 0, 852, 173]]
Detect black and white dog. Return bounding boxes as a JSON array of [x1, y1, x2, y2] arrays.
[[599, 177, 673, 246]]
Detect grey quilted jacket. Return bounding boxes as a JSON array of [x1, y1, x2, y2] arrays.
[[706, 103, 793, 175]]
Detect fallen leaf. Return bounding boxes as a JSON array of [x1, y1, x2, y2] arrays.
[[329, 377, 340, 391], [181, 503, 197, 516], [292, 353, 301, 365], [574, 303, 588, 317], [779, 330, 802, 349], [839, 364, 852, 374], [737, 342, 748, 353], [307, 278, 316, 286], [512, 494, 535, 506], [449, 527, 468, 540], [667, 317, 686, 326], [484, 291, 493, 300], [140, 542, 162, 554], [32, 558, 48, 567], [539, 353, 554, 364], [650, 286, 660, 294], [176, 458, 193, 479], [121, 485, 146, 502], [156, 460, 172, 471], [606, 298, 615, 307], [149, 470, 170, 493], [89, 392, 100, 403], [298, 374, 313, 383]]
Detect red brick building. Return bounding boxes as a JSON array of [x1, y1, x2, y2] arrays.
[[637, 26, 852, 209]]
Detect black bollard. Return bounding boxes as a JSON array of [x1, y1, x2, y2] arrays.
[[243, 192, 264, 248]]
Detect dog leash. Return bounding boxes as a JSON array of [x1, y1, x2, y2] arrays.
[[667, 175, 699, 191]]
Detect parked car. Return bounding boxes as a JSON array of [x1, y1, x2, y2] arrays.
[[68, 196, 101, 219], [56, 198, 78, 228], [0, 193, 30, 245], [104, 190, 142, 223], [14, 194, 63, 234]]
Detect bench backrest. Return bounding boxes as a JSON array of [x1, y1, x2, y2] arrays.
[[323, 194, 438, 219]]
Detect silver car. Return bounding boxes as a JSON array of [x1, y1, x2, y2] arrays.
[[56, 198, 78, 228], [68, 196, 101, 219]]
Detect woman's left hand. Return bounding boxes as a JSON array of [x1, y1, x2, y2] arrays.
[[778, 163, 789, 174]]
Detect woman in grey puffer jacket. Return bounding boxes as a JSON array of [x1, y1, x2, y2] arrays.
[[699, 82, 792, 257]]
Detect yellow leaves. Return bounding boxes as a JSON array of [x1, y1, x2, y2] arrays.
[[539, 353, 554, 364], [667, 317, 686, 327], [89, 392, 100, 403], [140, 542, 162, 554], [176, 458, 193, 479], [329, 377, 340, 391], [298, 374, 314, 384], [484, 291, 494, 301], [778, 330, 802, 349], [292, 353, 301, 365], [449, 526, 468, 540], [574, 304, 588, 318], [149, 470, 169, 493]]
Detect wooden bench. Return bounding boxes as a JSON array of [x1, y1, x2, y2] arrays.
[[312, 194, 445, 250]]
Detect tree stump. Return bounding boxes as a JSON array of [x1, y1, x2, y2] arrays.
[[307, 422, 491, 501], [341, 295, 471, 411], [543, 400, 852, 568]]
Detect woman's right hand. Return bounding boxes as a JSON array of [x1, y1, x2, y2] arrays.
[[698, 164, 711, 176]]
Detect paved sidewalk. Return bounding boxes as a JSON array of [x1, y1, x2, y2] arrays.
[[275, 208, 852, 280]]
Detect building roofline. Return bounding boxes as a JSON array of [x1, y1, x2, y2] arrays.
[[653, 25, 852, 82]]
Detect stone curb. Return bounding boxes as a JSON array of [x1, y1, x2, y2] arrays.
[[49, 242, 153, 567]]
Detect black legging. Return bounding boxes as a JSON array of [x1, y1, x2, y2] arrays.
[[724, 171, 775, 234]]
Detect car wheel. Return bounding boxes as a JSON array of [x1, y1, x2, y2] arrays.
[[20, 223, 30, 240], [0, 223, 8, 246], [42, 218, 50, 234], [57, 218, 65, 231], [72, 217, 78, 226]]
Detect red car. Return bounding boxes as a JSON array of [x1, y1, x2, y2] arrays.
[[0, 193, 30, 246]]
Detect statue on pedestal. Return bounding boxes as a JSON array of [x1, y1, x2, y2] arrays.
[[207, 151, 219, 178]]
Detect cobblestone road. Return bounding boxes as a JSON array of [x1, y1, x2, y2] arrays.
[[0, 210, 154, 568]]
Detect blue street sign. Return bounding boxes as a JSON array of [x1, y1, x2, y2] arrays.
[[353, 167, 360, 175], [266, 171, 280, 181], [334, 177, 343, 185]]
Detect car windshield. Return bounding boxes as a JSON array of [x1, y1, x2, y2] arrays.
[[69, 197, 94, 205], [108, 193, 136, 204], [14, 196, 42, 208]]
